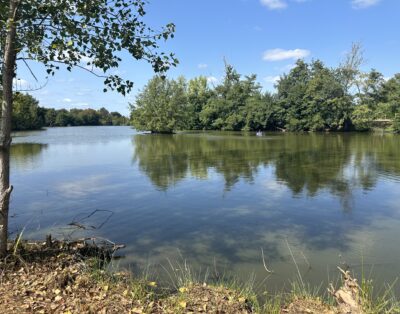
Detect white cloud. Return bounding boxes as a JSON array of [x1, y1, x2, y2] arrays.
[[260, 0, 287, 10], [62, 98, 72, 103], [198, 63, 208, 69], [264, 75, 281, 84], [12, 78, 30, 89], [56, 175, 110, 198], [207, 76, 219, 84], [263, 48, 310, 61], [352, 0, 381, 9], [260, 0, 309, 10]]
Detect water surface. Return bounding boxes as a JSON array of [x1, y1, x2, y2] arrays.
[[10, 127, 400, 291]]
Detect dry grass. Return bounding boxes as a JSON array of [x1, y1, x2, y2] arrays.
[[1, 239, 400, 313]]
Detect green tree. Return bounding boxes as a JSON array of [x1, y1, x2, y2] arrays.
[[130, 76, 188, 133], [351, 104, 374, 131], [98, 107, 112, 125], [358, 69, 385, 110], [55, 109, 73, 126], [276, 60, 352, 131], [276, 60, 311, 131], [242, 92, 277, 131], [0, 0, 177, 255], [303, 61, 351, 131], [393, 114, 400, 133], [187, 76, 212, 130], [11, 93, 43, 130], [200, 64, 261, 131], [381, 74, 400, 117], [110, 111, 128, 125], [44, 108, 57, 127]]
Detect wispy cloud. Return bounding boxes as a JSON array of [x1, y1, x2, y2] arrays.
[[207, 76, 219, 84], [263, 48, 310, 61], [62, 98, 72, 103], [352, 0, 381, 9], [260, 0, 287, 10], [264, 75, 281, 84], [198, 63, 208, 69], [260, 0, 310, 10]]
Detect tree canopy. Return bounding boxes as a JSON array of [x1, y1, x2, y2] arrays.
[[130, 76, 188, 133], [130, 60, 400, 133], [1, 0, 177, 94]]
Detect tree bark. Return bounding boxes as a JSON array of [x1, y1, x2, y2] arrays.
[[0, 0, 18, 257]]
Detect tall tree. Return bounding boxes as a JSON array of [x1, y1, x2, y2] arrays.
[[276, 60, 311, 131], [187, 76, 212, 130], [338, 42, 365, 96], [130, 76, 188, 133], [200, 64, 261, 131], [358, 69, 385, 109], [0, 0, 177, 256]]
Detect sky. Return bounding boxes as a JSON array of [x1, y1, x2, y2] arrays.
[[15, 0, 400, 116]]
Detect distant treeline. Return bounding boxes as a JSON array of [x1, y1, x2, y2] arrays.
[[11, 93, 128, 131], [130, 54, 400, 134]]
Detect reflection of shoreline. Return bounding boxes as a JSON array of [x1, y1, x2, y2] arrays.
[[11, 143, 48, 171], [132, 132, 400, 204]]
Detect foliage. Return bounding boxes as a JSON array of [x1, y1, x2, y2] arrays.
[[393, 114, 400, 133], [277, 60, 353, 131], [187, 76, 212, 130], [351, 104, 374, 131], [380, 74, 400, 117], [129, 59, 400, 133], [130, 76, 189, 133], [0, 0, 177, 93], [200, 65, 261, 131], [11, 93, 44, 130], [10, 93, 128, 130], [242, 92, 277, 131]]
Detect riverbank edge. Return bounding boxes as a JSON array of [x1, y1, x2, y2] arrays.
[[0, 238, 398, 313]]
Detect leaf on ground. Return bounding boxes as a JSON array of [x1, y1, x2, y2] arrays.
[[179, 301, 187, 308]]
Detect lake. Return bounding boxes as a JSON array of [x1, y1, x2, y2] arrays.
[[10, 126, 400, 292]]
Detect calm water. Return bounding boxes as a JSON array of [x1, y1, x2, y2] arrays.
[[10, 126, 400, 291]]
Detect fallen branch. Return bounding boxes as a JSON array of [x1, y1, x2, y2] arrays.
[[328, 267, 364, 314]]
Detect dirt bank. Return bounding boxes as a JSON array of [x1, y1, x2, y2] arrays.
[[0, 238, 393, 313]]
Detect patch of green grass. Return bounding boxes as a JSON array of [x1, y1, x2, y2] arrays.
[[360, 276, 400, 313]]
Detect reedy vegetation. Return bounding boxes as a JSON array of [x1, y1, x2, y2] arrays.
[[130, 59, 400, 134]]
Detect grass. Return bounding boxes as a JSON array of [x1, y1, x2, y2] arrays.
[[360, 274, 400, 313], [3, 238, 400, 313], [110, 253, 400, 313]]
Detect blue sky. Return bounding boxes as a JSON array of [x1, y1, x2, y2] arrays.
[[16, 0, 400, 116]]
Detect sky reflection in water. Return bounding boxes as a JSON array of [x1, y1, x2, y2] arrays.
[[9, 127, 400, 291]]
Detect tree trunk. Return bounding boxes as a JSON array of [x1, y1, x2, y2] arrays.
[[0, 0, 18, 257]]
